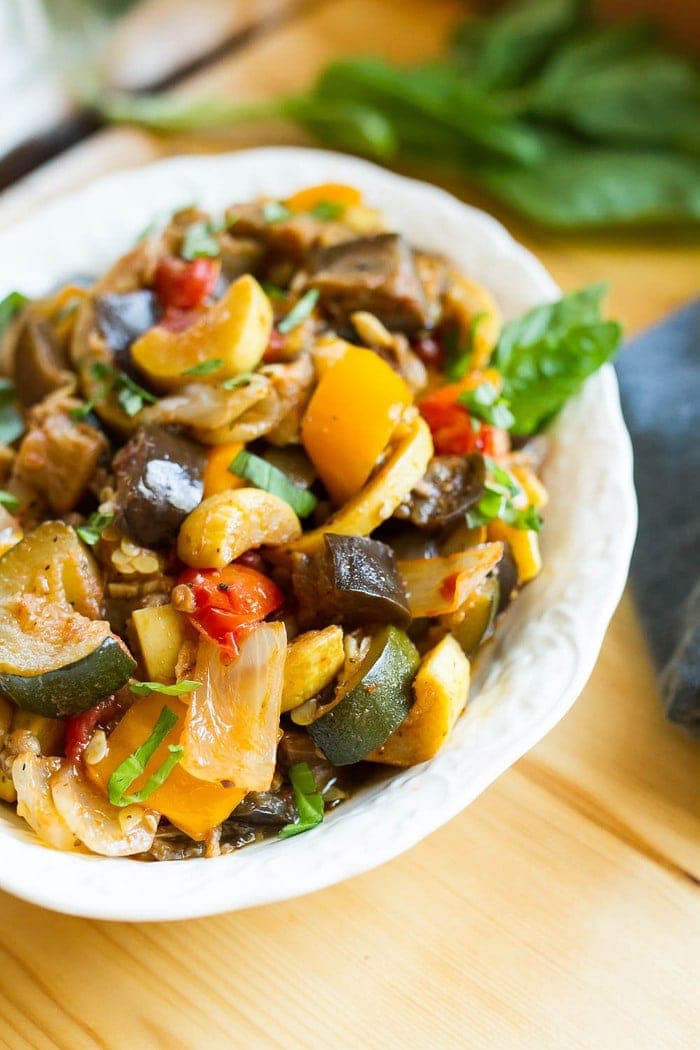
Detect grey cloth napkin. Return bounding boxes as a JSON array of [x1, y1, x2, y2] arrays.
[[615, 299, 700, 733]]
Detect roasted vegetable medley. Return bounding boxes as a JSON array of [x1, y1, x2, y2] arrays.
[[0, 183, 620, 859]]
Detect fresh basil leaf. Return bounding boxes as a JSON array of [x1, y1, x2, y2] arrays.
[[0, 401, 24, 445], [452, 0, 586, 90], [277, 289, 320, 334], [458, 382, 515, 430], [221, 372, 253, 390], [75, 512, 114, 547], [70, 401, 96, 421], [229, 449, 317, 517], [115, 372, 158, 417], [260, 282, 288, 301], [263, 201, 291, 223], [129, 680, 200, 697], [278, 762, 324, 839], [309, 200, 346, 221], [108, 704, 180, 806], [181, 220, 220, 261], [444, 312, 488, 382], [181, 358, 225, 377], [0, 490, 19, 512], [116, 744, 184, 807], [0, 291, 28, 336], [495, 284, 622, 435]]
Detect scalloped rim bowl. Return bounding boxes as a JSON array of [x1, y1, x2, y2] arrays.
[[0, 149, 636, 921]]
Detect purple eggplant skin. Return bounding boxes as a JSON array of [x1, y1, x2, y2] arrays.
[[394, 453, 485, 530], [94, 291, 161, 367], [292, 533, 411, 629], [113, 425, 205, 548]]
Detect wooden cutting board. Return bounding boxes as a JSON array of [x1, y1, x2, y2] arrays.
[[0, 3, 697, 1047]]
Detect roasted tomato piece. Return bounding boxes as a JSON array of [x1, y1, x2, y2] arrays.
[[178, 564, 284, 657], [154, 256, 220, 310]]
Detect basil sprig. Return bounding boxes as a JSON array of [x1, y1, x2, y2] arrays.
[[181, 220, 220, 261], [108, 705, 183, 807], [75, 511, 114, 547], [278, 762, 325, 839], [229, 449, 317, 518], [277, 289, 320, 334], [129, 680, 200, 697], [467, 459, 542, 532], [182, 358, 225, 377]]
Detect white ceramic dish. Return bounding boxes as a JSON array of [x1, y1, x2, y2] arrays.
[[0, 148, 636, 921]]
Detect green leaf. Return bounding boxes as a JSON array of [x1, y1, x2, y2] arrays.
[[181, 220, 220, 261], [75, 512, 114, 547], [477, 148, 700, 229], [181, 358, 225, 377], [309, 200, 346, 221], [452, 0, 587, 90], [260, 283, 288, 301], [221, 372, 253, 390], [277, 289, 320, 334], [0, 490, 19, 512], [115, 372, 158, 417], [444, 311, 488, 381], [278, 762, 324, 839], [229, 449, 317, 518], [70, 401, 96, 421], [263, 201, 291, 223], [0, 402, 24, 445], [129, 680, 200, 697], [0, 291, 28, 336], [495, 284, 622, 434], [108, 704, 181, 806], [458, 382, 515, 430]]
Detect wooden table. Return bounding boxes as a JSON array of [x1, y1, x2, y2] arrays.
[[0, 3, 697, 1047]]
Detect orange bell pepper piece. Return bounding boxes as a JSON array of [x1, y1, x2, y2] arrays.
[[203, 442, 247, 497], [301, 346, 412, 505], [285, 183, 362, 213], [87, 695, 245, 841]]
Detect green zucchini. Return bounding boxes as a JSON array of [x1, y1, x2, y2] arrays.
[[309, 625, 419, 765], [0, 522, 136, 717], [0, 637, 136, 718]]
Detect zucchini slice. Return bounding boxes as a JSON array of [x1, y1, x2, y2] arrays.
[[309, 625, 419, 765], [0, 522, 136, 717]]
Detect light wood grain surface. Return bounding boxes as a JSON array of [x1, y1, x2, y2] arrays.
[[0, 3, 697, 1048]]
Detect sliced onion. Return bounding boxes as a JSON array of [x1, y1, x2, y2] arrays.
[[13, 754, 76, 851], [50, 763, 157, 857], [181, 622, 286, 789], [141, 375, 269, 430], [398, 542, 503, 618]]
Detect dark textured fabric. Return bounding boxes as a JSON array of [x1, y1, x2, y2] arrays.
[[615, 299, 700, 732]]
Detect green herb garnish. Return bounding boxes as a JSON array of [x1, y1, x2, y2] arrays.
[[278, 762, 325, 839], [0, 291, 28, 336], [181, 220, 220, 261], [495, 283, 622, 435], [466, 464, 542, 533], [70, 401, 95, 421], [115, 373, 158, 417], [75, 511, 114, 546], [263, 201, 291, 223], [221, 372, 253, 390], [0, 379, 24, 446], [108, 705, 183, 807], [260, 282, 288, 301], [458, 381, 515, 430], [129, 680, 201, 697], [277, 289, 320, 334], [229, 449, 317, 518], [181, 358, 225, 377], [444, 311, 487, 382], [0, 491, 19, 512], [309, 200, 346, 221]]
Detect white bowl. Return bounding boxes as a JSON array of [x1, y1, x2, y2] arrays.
[[0, 148, 636, 920]]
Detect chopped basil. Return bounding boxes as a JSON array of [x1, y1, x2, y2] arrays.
[[129, 680, 201, 697], [260, 282, 288, 301], [278, 762, 324, 839], [458, 381, 515, 430], [229, 449, 317, 518], [115, 372, 158, 417], [75, 511, 114, 546], [466, 465, 542, 533], [221, 371, 253, 390], [309, 200, 346, 221], [444, 311, 487, 382], [0, 379, 24, 445], [108, 705, 183, 807], [69, 401, 96, 421], [181, 220, 220, 261], [263, 201, 291, 223], [0, 490, 19, 512], [181, 358, 225, 377], [0, 291, 28, 337], [277, 288, 320, 334]]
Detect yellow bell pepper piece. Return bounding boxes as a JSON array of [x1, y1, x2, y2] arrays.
[[512, 465, 548, 508], [487, 519, 542, 584], [301, 346, 412, 505], [131, 604, 190, 683], [203, 442, 247, 497], [285, 183, 362, 212], [131, 274, 272, 391], [87, 695, 245, 841]]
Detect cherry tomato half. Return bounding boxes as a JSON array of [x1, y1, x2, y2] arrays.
[[178, 564, 284, 658], [154, 256, 220, 311]]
